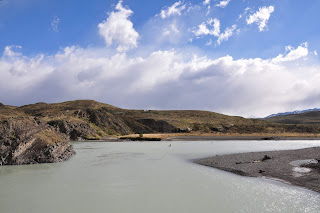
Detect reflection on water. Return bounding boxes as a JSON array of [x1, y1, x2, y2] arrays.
[[0, 140, 320, 213]]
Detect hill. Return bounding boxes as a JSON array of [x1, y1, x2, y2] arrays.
[[265, 111, 320, 125], [2, 100, 320, 141], [2, 100, 320, 165]]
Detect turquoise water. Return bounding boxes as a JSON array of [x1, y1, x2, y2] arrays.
[[0, 140, 320, 213]]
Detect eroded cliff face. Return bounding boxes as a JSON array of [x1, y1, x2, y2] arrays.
[[0, 117, 75, 165]]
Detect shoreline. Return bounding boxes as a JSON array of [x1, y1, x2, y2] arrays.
[[165, 135, 320, 141], [95, 135, 320, 142], [194, 147, 320, 193]]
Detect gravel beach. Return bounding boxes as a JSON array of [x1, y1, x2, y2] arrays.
[[195, 147, 320, 193]]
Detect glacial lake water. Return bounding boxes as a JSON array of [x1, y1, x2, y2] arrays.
[[1, 140, 320, 213]]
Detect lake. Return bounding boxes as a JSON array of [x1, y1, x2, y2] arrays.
[[1, 140, 320, 213]]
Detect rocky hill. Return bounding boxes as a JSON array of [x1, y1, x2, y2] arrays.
[[2, 100, 320, 165], [2, 100, 282, 139], [3, 100, 320, 139]]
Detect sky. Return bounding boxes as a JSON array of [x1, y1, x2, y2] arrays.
[[1, 0, 320, 117]]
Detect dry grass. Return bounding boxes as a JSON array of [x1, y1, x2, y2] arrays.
[[121, 109, 256, 128], [83, 134, 102, 140], [0, 105, 25, 120], [35, 129, 63, 145], [3, 100, 320, 137], [16, 100, 119, 117]]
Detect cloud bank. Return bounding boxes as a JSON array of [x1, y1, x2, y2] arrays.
[[1, 42, 318, 117], [1, 1, 318, 118]]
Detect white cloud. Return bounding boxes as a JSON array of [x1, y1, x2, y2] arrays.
[[98, 0, 139, 52], [194, 22, 210, 36], [51, 16, 60, 32], [239, 7, 250, 19], [160, 1, 186, 19], [3, 45, 22, 57], [1, 43, 318, 117], [205, 39, 213, 46], [314, 51, 318, 56], [246, 6, 275, 31], [162, 22, 180, 36], [202, 0, 211, 15], [1, 46, 53, 91], [272, 42, 308, 63], [208, 18, 220, 36], [203, 0, 211, 5], [193, 18, 220, 36], [193, 19, 236, 45], [216, 0, 231, 8], [217, 24, 237, 45]]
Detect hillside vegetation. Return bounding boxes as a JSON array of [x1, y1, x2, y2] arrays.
[[1, 100, 320, 140], [266, 111, 320, 125]]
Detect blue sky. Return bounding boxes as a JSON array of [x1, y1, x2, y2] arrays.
[[0, 0, 320, 117]]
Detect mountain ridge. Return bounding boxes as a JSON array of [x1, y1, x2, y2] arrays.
[[265, 108, 320, 118]]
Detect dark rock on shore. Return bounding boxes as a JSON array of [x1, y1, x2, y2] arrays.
[[261, 136, 281, 140], [195, 147, 320, 193], [261, 155, 272, 161], [0, 117, 75, 165]]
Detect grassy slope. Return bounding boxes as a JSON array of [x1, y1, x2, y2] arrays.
[[120, 109, 276, 133], [16, 100, 119, 116], [266, 111, 320, 125], [0, 105, 24, 120], [1, 100, 320, 137]]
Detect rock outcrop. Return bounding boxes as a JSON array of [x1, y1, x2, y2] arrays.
[[0, 117, 75, 165], [47, 119, 99, 141], [136, 119, 178, 133]]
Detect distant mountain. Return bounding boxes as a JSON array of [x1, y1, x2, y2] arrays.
[[265, 109, 320, 125], [265, 108, 320, 119]]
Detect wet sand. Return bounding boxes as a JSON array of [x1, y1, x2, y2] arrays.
[[195, 147, 320, 193]]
